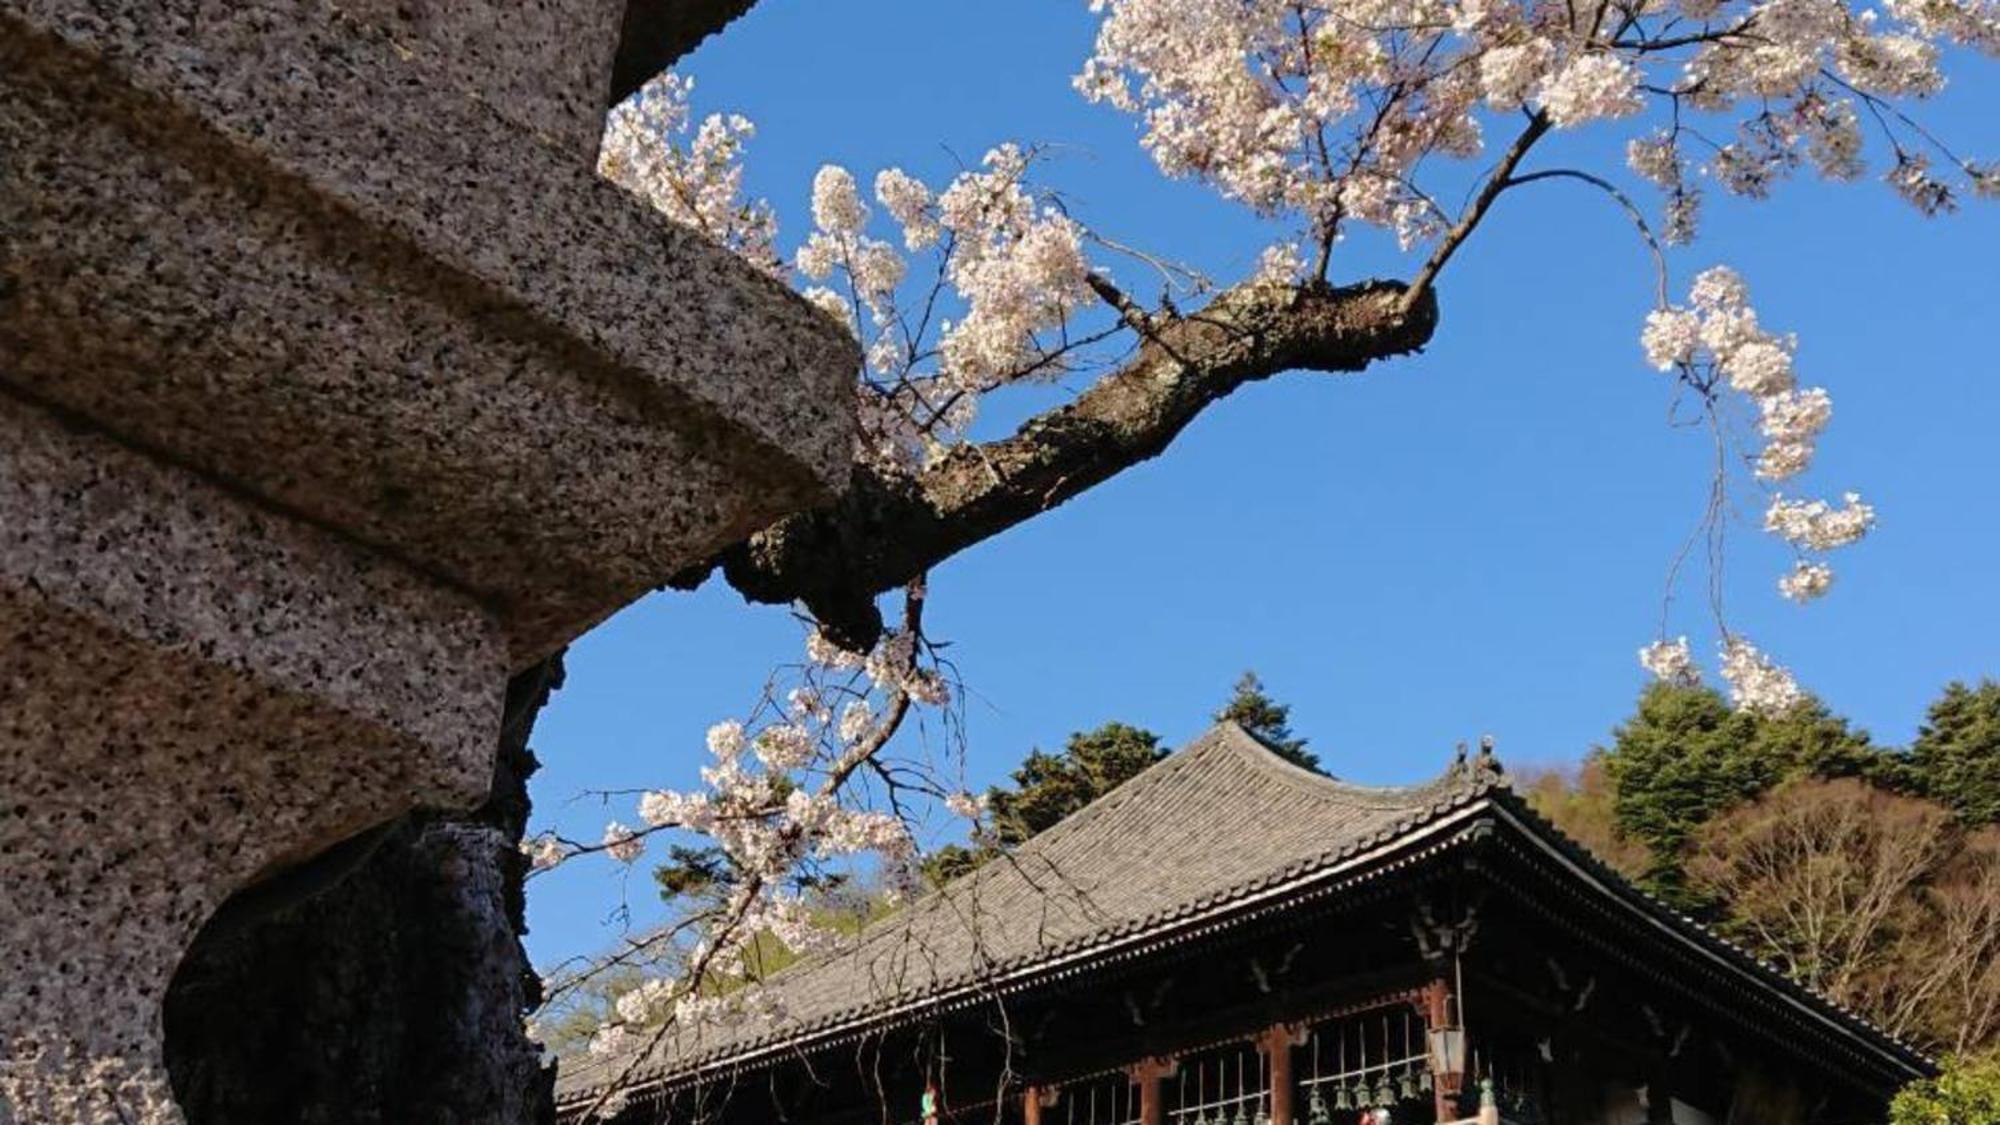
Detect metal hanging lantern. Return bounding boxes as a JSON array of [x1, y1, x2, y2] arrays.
[[1333, 1026, 1353, 1110], [1373, 1073, 1396, 1107], [1372, 1016, 1396, 1105], [1232, 1052, 1252, 1125], [1397, 1011, 1420, 1102], [1251, 1052, 1271, 1125], [1305, 1031, 1331, 1125]]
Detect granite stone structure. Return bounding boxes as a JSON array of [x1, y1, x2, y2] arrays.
[[0, 2, 855, 1121]]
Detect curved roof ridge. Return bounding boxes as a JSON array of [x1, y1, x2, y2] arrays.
[[1210, 720, 1484, 807]]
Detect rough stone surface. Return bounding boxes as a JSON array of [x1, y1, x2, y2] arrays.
[[0, 392, 506, 1122], [1, 0, 854, 1120], [162, 657, 565, 1125], [2, 3, 860, 659], [339, 0, 628, 159]]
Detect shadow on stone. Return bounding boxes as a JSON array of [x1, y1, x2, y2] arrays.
[[163, 659, 564, 1125]]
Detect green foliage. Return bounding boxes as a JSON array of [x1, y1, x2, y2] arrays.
[[1581, 678, 2000, 1057], [533, 964, 646, 1057], [1599, 682, 1879, 902], [726, 891, 892, 985], [987, 721, 1168, 846], [1516, 755, 1654, 881], [1905, 680, 2000, 826], [653, 844, 731, 901], [1215, 671, 1321, 773], [1891, 1052, 2000, 1125], [920, 843, 988, 886], [922, 720, 1167, 884]]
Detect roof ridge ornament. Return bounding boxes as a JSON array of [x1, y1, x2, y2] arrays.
[[1475, 734, 1504, 777]]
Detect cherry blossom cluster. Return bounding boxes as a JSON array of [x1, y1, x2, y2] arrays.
[[530, 594, 985, 1059], [1718, 637, 1810, 714], [1638, 636, 1702, 687], [1077, 0, 1995, 260], [597, 73, 781, 275], [1638, 635, 1808, 715], [1640, 266, 1842, 486], [1633, 267, 1877, 707], [796, 146, 1101, 469]]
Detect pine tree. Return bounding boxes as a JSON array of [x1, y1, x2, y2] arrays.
[[1600, 682, 1879, 903], [1215, 671, 1321, 773], [924, 721, 1168, 883], [1905, 680, 2000, 825]]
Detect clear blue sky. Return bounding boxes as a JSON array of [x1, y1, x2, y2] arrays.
[[525, 1, 2000, 967]]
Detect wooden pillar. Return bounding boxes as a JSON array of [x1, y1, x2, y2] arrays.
[[1127, 1057, 1176, 1125], [1260, 1025, 1303, 1125]]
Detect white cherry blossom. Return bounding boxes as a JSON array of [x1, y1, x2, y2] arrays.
[[1639, 636, 1702, 687], [1720, 638, 1808, 715], [602, 822, 644, 865]]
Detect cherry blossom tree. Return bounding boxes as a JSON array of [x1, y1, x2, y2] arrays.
[[544, 0, 1996, 1106]]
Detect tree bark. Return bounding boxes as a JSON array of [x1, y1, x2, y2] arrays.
[[162, 657, 566, 1125], [706, 278, 1438, 647]]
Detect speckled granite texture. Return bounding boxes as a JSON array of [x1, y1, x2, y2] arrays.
[[2, 2, 860, 659], [0, 392, 506, 1123], [0, 1, 858, 1120]]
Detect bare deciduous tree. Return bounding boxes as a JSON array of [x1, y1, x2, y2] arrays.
[[1690, 780, 2000, 1054]]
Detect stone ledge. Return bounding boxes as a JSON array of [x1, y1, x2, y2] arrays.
[[0, 390, 503, 802], [0, 389, 511, 1124], [2, 5, 860, 660]]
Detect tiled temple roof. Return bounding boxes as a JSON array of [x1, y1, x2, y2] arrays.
[[557, 721, 1929, 1107], [558, 722, 1501, 1101]]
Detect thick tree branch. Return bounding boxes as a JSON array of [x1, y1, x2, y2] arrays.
[[705, 277, 1440, 647]]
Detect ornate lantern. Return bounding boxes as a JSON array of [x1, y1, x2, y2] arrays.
[[1428, 1025, 1467, 1098]]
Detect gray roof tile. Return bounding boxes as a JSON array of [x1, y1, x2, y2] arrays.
[[558, 722, 1494, 1099]]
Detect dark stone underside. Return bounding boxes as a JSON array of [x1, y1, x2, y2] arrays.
[[609, 0, 760, 106], [163, 657, 564, 1125]]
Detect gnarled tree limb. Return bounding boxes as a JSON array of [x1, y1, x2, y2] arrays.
[[700, 277, 1440, 647]]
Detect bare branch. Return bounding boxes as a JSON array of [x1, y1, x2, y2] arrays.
[[1402, 111, 1552, 313]]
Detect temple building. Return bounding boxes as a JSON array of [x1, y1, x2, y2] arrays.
[[556, 723, 1932, 1125]]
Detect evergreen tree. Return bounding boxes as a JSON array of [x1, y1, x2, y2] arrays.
[[1215, 671, 1321, 773], [924, 721, 1167, 884], [987, 721, 1166, 844], [1600, 682, 1878, 902], [1905, 680, 2000, 825]]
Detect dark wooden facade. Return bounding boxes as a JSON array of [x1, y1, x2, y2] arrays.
[[558, 726, 1930, 1125]]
